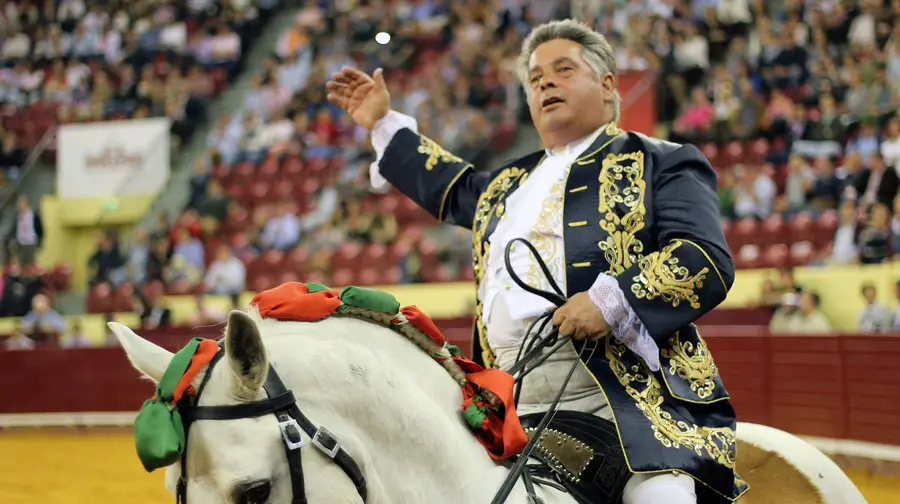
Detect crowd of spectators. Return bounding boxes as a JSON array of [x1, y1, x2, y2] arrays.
[[0, 0, 280, 336], [10, 0, 900, 347], [91, 0, 576, 310], [76, 1, 900, 329], [0, 0, 279, 188]]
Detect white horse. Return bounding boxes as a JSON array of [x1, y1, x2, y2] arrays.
[[110, 309, 867, 504]]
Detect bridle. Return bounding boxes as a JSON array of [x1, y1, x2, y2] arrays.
[[175, 341, 367, 504]]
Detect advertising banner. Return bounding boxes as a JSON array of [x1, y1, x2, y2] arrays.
[[56, 118, 171, 200]]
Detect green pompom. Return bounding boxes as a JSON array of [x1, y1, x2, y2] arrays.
[[339, 286, 400, 314], [445, 343, 463, 357], [463, 399, 488, 430], [133, 399, 186, 472], [305, 282, 332, 293]]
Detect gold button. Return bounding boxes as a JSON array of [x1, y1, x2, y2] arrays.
[[504, 284, 511, 290]]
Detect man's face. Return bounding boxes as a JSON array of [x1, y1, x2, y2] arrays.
[[526, 39, 611, 141]]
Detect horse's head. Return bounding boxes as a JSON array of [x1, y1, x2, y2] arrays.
[[111, 310, 365, 504]]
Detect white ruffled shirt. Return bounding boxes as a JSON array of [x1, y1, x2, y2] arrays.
[[369, 110, 660, 371]]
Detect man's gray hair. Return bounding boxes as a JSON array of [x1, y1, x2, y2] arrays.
[[517, 19, 620, 120]]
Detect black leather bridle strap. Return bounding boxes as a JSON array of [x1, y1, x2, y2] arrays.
[[177, 347, 225, 504], [175, 346, 367, 504], [180, 391, 297, 422], [262, 365, 368, 502]]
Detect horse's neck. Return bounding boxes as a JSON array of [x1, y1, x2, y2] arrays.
[[262, 317, 571, 504]]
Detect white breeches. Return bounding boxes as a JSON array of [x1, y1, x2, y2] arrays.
[[623, 473, 696, 504], [487, 298, 698, 504]]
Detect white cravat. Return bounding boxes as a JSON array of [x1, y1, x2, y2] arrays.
[[369, 110, 660, 370]]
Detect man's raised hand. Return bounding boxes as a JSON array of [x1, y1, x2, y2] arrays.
[[326, 67, 390, 130]]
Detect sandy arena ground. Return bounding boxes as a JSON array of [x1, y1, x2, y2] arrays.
[[1, 429, 897, 503]]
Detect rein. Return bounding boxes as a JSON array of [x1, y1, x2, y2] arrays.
[[490, 238, 600, 504]]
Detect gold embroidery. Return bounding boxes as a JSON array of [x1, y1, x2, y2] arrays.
[[605, 122, 624, 137], [471, 167, 528, 366], [631, 240, 708, 309], [569, 185, 588, 193], [567, 221, 587, 227], [418, 135, 464, 171], [607, 337, 736, 468], [598, 152, 647, 274], [524, 178, 566, 293], [661, 332, 718, 400]]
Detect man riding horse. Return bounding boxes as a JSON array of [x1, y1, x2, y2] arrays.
[[327, 19, 746, 504]]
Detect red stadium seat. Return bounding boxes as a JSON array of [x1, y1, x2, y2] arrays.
[[330, 242, 364, 271], [271, 179, 296, 200], [251, 274, 274, 293], [759, 214, 786, 245], [790, 241, 815, 266], [734, 244, 760, 270], [259, 157, 279, 178], [284, 247, 309, 273], [331, 268, 354, 287], [212, 163, 230, 182], [730, 218, 759, 249], [788, 212, 814, 243], [814, 210, 839, 246], [746, 139, 770, 164], [722, 141, 745, 166], [86, 283, 114, 313], [761, 244, 789, 268], [357, 267, 379, 286], [361, 244, 390, 269], [700, 143, 719, 167], [281, 156, 304, 178], [224, 205, 250, 233], [247, 181, 271, 203], [112, 283, 135, 312]]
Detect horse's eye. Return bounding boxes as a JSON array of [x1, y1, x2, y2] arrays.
[[239, 481, 271, 504]]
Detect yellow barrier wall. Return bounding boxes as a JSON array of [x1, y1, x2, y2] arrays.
[[38, 194, 156, 289], [20, 203, 900, 343]]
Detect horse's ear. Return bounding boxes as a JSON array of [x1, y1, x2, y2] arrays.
[[108, 322, 174, 383], [224, 310, 268, 398]]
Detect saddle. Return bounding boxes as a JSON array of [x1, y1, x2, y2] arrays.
[[519, 411, 630, 504]]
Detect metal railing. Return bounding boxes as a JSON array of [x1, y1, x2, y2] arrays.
[[0, 125, 57, 214]]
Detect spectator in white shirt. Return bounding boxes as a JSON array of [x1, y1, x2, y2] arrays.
[[1, 31, 31, 60], [210, 25, 241, 64], [828, 200, 859, 265], [204, 245, 246, 295], [257, 109, 296, 151], [732, 164, 777, 219], [674, 24, 709, 70], [881, 118, 900, 175], [160, 21, 188, 53], [858, 283, 893, 332], [279, 50, 313, 93], [262, 203, 302, 251], [848, 5, 876, 49], [20, 294, 66, 337]]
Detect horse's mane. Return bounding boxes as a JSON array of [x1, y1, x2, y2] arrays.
[[241, 304, 469, 386]]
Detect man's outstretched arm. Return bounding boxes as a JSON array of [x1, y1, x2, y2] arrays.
[[369, 110, 490, 229]]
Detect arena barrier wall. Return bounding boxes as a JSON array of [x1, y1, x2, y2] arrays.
[[1, 324, 898, 449]]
